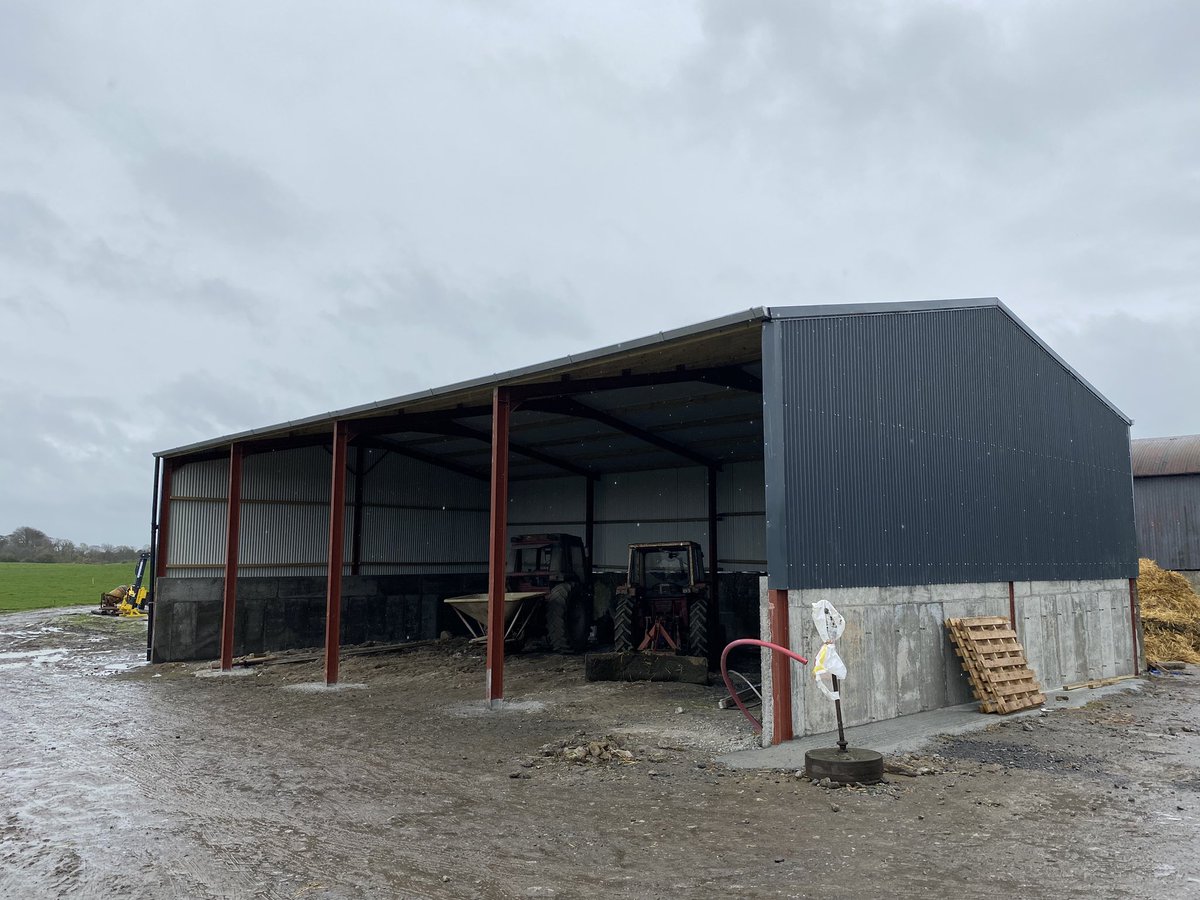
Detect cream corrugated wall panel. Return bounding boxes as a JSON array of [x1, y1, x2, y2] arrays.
[[240, 503, 332, 569], [173, 459, 228, 498], [242, 446, 331, 502], [363, 451, 488, 509], [167, 499, 227, 576]]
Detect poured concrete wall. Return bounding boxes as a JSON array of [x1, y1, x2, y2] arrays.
[[150, 573, 486, 663], [759, 578, 1139, 745]]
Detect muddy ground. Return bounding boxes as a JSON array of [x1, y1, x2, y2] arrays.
[[2, 608, 1199, 899]]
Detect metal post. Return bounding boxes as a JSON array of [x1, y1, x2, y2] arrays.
[[768, 588, 793, 743], [831, 673, 848, 753], [707, 466, 719, 654], [155, 460, 174, 581], [584, 476, 595, 582], [325, 422, 350, 685], [351, 444, 365, 576], [1008, 581, 1017, 635], [486, 387, 511, 707], [220, 444, 243, 672], [146, 457, 161, 662]]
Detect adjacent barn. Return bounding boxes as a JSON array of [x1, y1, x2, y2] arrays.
[[148, 299, 1141, 744], [1132, 434, 1200, 591]]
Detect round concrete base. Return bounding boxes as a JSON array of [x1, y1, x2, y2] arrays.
[[804, 747, 884, 784]]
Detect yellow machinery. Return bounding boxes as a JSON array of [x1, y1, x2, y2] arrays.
[[95, 551, 150, 617]]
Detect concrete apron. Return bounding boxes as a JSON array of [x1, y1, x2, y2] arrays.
[[719, 679, 1145, 770]]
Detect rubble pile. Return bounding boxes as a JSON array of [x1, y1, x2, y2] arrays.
[[540, 737, 636, 764], [1138, 558, 1200, 665]]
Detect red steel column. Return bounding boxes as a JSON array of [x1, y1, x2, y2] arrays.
[[768, 588, 793, 743], [220, 444, 244, 672], [486, 387, 511, 707], [1129, 577, 1140, 674], [325, 422, 351, 685], [155, 460, 174, 580]]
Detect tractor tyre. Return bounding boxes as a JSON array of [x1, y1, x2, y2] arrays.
[[613, 593, 635, 653], [687, 598, 708, 661], [546, 582, 589, 653]]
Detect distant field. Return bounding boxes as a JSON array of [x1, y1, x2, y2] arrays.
[[0, 562, 145, 612]]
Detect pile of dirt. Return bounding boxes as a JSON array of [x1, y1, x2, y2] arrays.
[[1138, 558, 1200, 665]]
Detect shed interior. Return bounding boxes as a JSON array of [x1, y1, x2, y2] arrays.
[[155, 313, 773, 659]]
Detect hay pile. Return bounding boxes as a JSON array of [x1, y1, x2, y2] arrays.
[[1138, 558, 1200, 665]]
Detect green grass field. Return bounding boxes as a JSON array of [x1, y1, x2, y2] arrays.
[[0, 562, 147, 612]]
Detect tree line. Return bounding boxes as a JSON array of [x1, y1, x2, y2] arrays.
[[0, 527, 147, 564]]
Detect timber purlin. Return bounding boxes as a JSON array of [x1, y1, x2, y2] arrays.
[[946, 616, 1045, 714]]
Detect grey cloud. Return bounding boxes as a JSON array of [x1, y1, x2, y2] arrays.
[[323, 265, 593, 344], [0, 292, 69, 330], [133, 147, 307, 247], [0, 191, 65, 264], [1046, 310, 1200, 437]]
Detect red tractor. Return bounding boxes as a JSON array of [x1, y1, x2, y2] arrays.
[[613, 541, 709, 660], [507, 533, 591, 653]]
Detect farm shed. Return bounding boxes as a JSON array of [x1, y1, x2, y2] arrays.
[[148, 298, 1140, 745], [1132, 434, 1200, 592]]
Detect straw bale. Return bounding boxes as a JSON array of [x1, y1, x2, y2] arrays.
[[1138, 558, 1200, 665]]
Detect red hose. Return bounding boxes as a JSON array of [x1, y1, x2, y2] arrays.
[[720, 638, 808, 734]]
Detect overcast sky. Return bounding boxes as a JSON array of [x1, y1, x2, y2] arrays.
[[2, 0, 1197, 546]]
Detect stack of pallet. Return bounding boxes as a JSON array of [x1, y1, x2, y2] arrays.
[[946, 615, 1045, 714]]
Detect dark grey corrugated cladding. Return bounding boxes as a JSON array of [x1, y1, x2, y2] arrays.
[[1133, 475, 1200, 570], [763, 302, 1138, 590], [1132, 435, 1200, 570]]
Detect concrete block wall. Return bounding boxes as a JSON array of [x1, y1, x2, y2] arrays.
[[151, 573, 486, 663], [759, 577, 1138, 746]]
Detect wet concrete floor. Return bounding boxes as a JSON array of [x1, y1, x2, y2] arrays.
[[2, 607, 1199, 899]]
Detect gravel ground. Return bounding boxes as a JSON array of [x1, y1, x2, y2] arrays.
[[2, 606, 1199, 899]]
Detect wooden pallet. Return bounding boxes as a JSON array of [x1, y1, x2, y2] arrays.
[[946, 616, 1045, 714]]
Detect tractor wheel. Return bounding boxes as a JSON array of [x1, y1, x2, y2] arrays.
[[546, 582, 589, 653], [686, 598, 708, 661], [613, 593, 635, 653]]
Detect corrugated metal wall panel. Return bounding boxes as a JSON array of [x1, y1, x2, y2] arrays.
[[242, 447, 330, 502], [172, 459, 228, 498], [719, 460, 765, 513], [363, 451, 488, 509], [593, 522, 709, 571], [718, 516, 766, 569], [359, 506, 488, 572], [596, 468, 708, 520], [240, 503, 332, 568], [167, 498, 227, 576], [1134, 475, 1200, 570], [763, 307, 1138, 589], [508, 477, 586, 526]]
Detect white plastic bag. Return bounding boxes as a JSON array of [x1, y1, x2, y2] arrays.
[[811, 599, 847, 700], [812, 642, 847, 700]]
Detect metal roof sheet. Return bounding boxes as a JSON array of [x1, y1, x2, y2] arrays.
[[155, 299, 1130, 462], [1132, 434, 1200, 477]]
